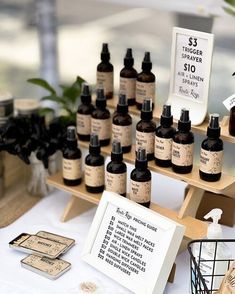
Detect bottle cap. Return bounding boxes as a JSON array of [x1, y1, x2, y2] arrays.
[[135, 147, 148, 169], [204, 208, 223, 239], [112, 140, 122, 154], [178, 108, 191, 132], [160, 104, 173, 126], [67, 126, 77, 141], [101, 43, 110, 61], [207, 113, 220, 138], [80, 83, 91, 104], [89, 133, 100, 154], [142, 52, 152, 71], [117, 94, 128, 114], [124, 48, 134, 67], [111, 140, 123, 161], [96, 89, 106, 108], [141, 99, 152, 120]]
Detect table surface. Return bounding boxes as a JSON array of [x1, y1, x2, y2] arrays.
[[0, 188, 235, 294]]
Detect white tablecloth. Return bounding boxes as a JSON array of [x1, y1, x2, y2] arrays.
[[0, 187, 234, 294]]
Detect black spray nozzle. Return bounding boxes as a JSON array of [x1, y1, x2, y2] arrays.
[[178, 108, 191, 132], [97, 88, 105, 100], [112, 140, 122, 154], [142, 52, 152, 71], [142, 99, 152, 112], [89, 133, 100, 154], [67, 126, 76, 141], [82, 83, 90, 96], [137, 147, 146, 161], [96, 88, 106, 108], [117, 94, 128, 114], [209, 114, 220, 129], [180, 108, 190, 122], [162, 104, 171, 117], [101, 43, 110, 61], [161, 104, 173, 126], [207, 113, 220, 138], [233, 72, 235, 76], [141, 99, 152, 120], [80, 83, 91, 104], [90, 133, 100, 147], [135, 147, 148, 169], [124, 48, 134, 67], [119, 94, 127, 106], [111, 140, 123, 161]]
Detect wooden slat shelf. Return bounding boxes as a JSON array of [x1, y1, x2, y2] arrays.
[[47, 172, 208, 240], [78, 140, 235, 196], [103, 95, 235, 144]]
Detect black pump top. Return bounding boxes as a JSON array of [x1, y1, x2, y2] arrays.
[[111, 140, 123, 161], [178, 108, 191, 132], [117, 94, 128, 114], [124, 48, 134, 67], [80, 83, 91, 104], [135, 147, 148, 169], [207, 113, 221, 138], [141, 99, 152, 120], [101, 43, 110, 62], [96, 89, 106, 108], [160, 104, 173, 127], [67, 126, 77, 141], [142, 52, 152, 71], [89, 133, 100, 154]]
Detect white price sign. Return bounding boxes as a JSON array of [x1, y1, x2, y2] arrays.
[[82, 191, 185, 294], [168, 27, 214, 125]]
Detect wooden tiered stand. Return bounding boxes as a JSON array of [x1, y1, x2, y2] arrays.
[[47, 96, 235, 244]]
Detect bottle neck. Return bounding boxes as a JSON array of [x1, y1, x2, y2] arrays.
[[67, 140, 77, 149], [117, 104, 128, 114], [135, 160, 147, 170], [111, 153, 123, 162], [81, 97, 91, 105], [141, 111, 152, 121], [89, 145, 100, 155]]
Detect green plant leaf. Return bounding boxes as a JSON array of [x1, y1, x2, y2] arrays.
[[39, 107, 55, 116], [224, 0, 235, 7], [223, 6, 235, 15], [27, 78, 56, 94], [41, 95, 68, 106], [62, 76, 86, 105]]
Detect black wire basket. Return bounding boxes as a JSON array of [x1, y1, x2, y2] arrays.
[[188, 239, 234, 293]]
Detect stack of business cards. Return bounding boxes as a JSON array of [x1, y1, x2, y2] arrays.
[[9, 231, 75, 280]]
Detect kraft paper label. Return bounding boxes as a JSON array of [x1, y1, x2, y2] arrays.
[[21, 255, 70, 277], [63, 158, 82, 180], [200, 149, 223, 174], [172, 142, 194, 166], [154, 136, 173, 160], [136, 81, 155, 104], [120, 77, 136, 99], [112, 124, 132, 147], [91, 118, 111, 140], [36, 231, 75, 247], [136, 131, 155, 154], [105, 171, 126, 195], [77, 113, 91, 135], [85, 164, 104, 187], [130, 180, 151, 203], [97, 71, 113, 95], [19, 236, 67, 257]]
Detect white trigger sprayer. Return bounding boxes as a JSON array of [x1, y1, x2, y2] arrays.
[[204, 208, 223, 239]]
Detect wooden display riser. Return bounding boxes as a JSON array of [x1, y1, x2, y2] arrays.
[[47, 172, 207, 241], [104, 95, 235, 144], [78, 141, 235, 197]]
